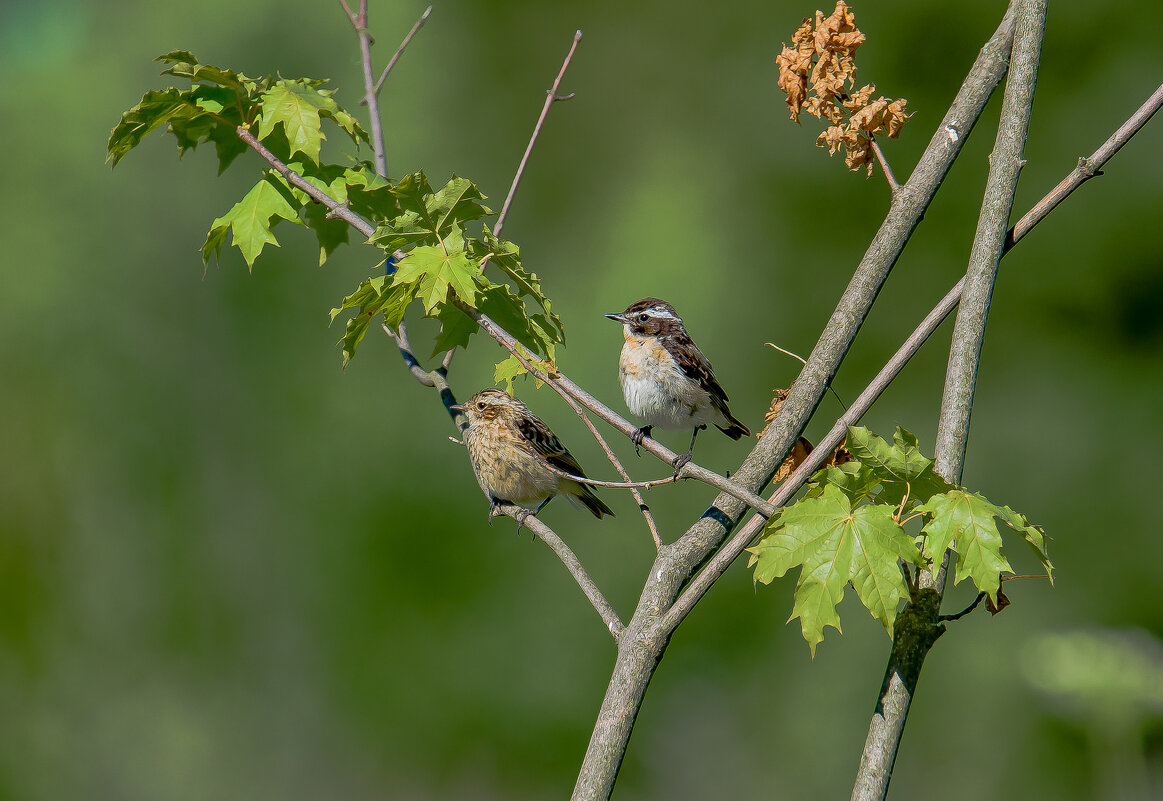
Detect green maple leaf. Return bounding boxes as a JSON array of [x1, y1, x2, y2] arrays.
[[493, 350, 556, 394], [371, 173, 492, 251], [426, 176, 492, 231], [330, 275, 415, 368], [301, 202, 350, 266], [805, 461, 881, 505], [432, 303, 479, 355], [994, 503, 1054, 580], [256, 79, 367, 164], [472, 231, 565, 344], [157, 51, 261, 93], [208, 119, 248, 174], [845, 426, 954, 508], [750, 484, 920, 655], [913, 490, 1020, 602], [342, 163, 400, 221], [202, 177, 303, 268], [477, 284, 558, 360], [391, 235, 486, 313], [847, 426, 932, 482], [108, 88, 199, 166]]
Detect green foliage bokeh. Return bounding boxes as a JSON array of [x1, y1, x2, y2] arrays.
[[3, 0, 1163, 799]]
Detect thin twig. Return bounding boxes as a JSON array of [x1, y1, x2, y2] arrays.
[[236, 126, 375, 236], [370, 5, 433, 98], [335, 0, 357, 24], [340, 0, 390, 177], [495, 30, 583, 234], [937, 591, 985, 622], [559, 397, 666, 549], [1005, 80, 1163, 252], [870, 138, 901, 195], [765, 342, 849, 411], [536, 460, 679, 491], [384, 322, 435, 386], [494, 501, 625, 642]]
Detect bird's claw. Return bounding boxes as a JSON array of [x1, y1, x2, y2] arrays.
[[632, 425, 652, 456], [671, 451, 692, 478]]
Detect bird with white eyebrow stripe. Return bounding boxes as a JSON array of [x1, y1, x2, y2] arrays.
[[605, 298, 750, 469]]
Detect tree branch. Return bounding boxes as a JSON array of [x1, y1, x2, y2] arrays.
[[494, 501, 625, 642], [496, 30, 583, 232], [236, 126, 376, 237], [370, 5, 433, 98], [1005, 81, 1163, 252], [536, 460, 679, 491], [340, 0, 390, 178], [852, 3, 1046, 799]]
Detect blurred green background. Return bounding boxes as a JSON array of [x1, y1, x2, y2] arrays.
[[3, 0, 1162, 798]]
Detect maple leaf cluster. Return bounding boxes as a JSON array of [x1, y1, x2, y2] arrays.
[[775, 1, 910, 176]]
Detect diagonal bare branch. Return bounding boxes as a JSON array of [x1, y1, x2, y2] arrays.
[[371, 5, 433, 98], [494, 501, 625, 642], [1006, 81, 1163, 252], [496, 30, 583, 233]]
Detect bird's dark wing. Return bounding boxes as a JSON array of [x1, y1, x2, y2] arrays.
[[660, 332, 732, 406], [515, 415, 588, 477]]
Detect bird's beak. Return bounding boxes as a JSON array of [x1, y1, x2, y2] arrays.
[[450, 404, 465, 413], [604, 313, 626, 323]]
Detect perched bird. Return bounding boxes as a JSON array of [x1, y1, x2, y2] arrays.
[[451, 388, 616, 520], [606, 298, 750, 467]]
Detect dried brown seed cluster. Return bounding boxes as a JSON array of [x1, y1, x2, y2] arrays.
[[775, 1, 910, 176], [759, 385, 851, 483]]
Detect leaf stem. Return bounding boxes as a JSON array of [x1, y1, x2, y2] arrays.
[[870, 138, 901, 195]]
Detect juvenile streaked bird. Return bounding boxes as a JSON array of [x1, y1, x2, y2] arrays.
[[451, 389, 615, 520], [606, 298, 750, 468]]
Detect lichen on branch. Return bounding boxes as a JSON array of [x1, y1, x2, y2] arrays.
[[775, 1, 910, 176]]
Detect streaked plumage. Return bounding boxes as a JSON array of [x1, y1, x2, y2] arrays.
[[452, 389, 615, 519], [606, 298, 749, 463]]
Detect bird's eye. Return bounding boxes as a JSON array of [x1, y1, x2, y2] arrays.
[[638, 313, 649, 322], [476, 401, 487, 411]]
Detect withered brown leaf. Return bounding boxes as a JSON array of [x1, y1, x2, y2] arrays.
[[985, 588, 1011, 615], [774, 1, 910, 177]]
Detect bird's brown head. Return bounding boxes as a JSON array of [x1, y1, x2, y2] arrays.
[[452, 388, 523, 424], [604, 298, 684, 337]]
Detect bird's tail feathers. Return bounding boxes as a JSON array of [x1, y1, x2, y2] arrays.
[[715, 411, 751, 440], [566, 485, 616, 519]]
